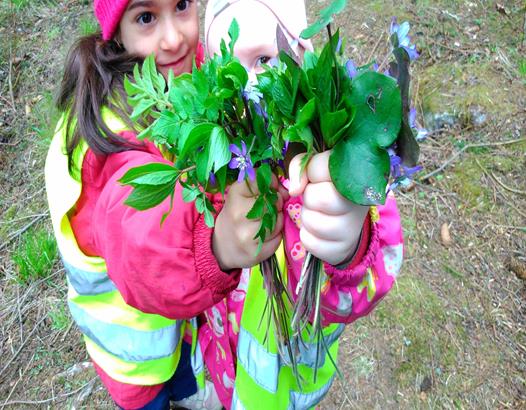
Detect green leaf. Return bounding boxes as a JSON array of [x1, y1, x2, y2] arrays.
[[130, 98, 156, 121], [182, 186, 200, 203], [296, 98, 317, 127], [328, 71, 401, 205], [131, 170, 178, 186], [247, 195, 265, 220], [119, 163, 177, 185], [152, 111, 180, 145], [320, 109, 350, 147], [124, 182, 175, 211], [349, 71, 402, 148], [208, 126, 231, 173], [228, 18, 240, 55], [330, 140, 389, 206], [300, 0, 347, 39], [180, 122, 215, 157], [218, 61, 248, 92], [204, 208, 215, 228], [256, 163, 272, 194]]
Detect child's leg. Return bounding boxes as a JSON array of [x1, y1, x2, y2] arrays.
[[166, 341, 198, 401], [117, 342, 197, 410]]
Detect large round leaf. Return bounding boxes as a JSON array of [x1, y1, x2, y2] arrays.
[[349, 71, 402, 148], [329, 71, 402, 205], [330, 141, 390, 206]]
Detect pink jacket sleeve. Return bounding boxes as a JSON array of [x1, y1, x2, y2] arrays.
[[70, 133, 241, 320], [283, 193, 403, 325]]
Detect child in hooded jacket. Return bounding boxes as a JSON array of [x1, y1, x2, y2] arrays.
[[45, 0, 403, 409]]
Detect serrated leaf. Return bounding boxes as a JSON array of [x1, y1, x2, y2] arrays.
[[228, 19, 240, 55], [256, 163, 272, 194], [119, 163, 177, 185], [152, 111, 180, 145], [131, 98, 156, 121], [247, 195, 265, 220], [124, 182, 175, 211]]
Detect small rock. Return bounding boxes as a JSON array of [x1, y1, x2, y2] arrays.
[[440, 223, 452, 246], [424, 111, 460, 131], [420, 375, 433, 392], [506, 256, 526, 281]]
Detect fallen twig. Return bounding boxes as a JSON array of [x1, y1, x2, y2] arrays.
[[0, 378, 97, 408], [0, 214, 46, 252], [0, 314, 48, 381], [420, 137, 526, 180]]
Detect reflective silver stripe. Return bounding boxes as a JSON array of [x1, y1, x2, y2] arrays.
[[288, 374, 335, 410], [231, 389, 246, 410], [62, 257, 117, 296], [237, 327, 280, 393], [237, 324, 344, 394], [69, 301, 181, 362], [191, 340, 204, 376], [295, 324, 344, 368]]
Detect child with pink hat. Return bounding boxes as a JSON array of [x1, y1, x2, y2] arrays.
[[45, 0, 403, 409]]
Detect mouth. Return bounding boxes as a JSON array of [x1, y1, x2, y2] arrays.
[[157, 54, 188, 69]]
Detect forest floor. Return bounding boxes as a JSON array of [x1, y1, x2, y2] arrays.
[[0, 0, 525, 408]]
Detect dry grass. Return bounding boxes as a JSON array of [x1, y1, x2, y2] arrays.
[[0, 0, 525, 408]]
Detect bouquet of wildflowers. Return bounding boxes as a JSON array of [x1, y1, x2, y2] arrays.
[[120, 0, 425, 380]]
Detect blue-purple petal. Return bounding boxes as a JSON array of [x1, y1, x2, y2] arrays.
[[229, 144, 242, 156], [246, 165, 256, 181], [241, 140, 248, 156], [237, 168, 246, 184], [228, 158, 239, 169], [345, 60, 357, 78]]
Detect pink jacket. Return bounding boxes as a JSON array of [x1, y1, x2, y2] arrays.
[[71, 135, 403, 409]]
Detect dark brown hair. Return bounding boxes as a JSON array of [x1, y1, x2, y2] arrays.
[[56, 32, 144, 172]]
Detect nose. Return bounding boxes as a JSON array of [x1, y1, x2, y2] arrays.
[[159, 19, 183, 52]]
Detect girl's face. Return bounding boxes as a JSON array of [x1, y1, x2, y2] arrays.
[[119, 0, 199, 78], [207, 2, 280, 78]]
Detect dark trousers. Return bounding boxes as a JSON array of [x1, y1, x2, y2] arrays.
[[119, 342, 198, 410]]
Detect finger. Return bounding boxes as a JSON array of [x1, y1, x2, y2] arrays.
[[306, 151, 331, 184], [301, 208, 350, 241], [299, 228, 348, 265], [303, 182, 355, 215], [268, 211, 284, 240], [288, 153, 309, 197], [232, 177, 259, 198]]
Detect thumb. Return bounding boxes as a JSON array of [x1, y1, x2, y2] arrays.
[[288, 153, 309, 197]]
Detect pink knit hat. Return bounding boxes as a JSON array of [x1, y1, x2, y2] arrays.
[[204, 0, 313, 55], [94, 0, 130, 41]]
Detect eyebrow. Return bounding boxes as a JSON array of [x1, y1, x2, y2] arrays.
[[127, 0, 155, 11]]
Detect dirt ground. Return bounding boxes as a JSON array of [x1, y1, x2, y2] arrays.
[[0, 0, 525, 409]]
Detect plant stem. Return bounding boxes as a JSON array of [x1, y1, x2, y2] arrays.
[[327, 24, 340, 106], [242, 97, 255, 135]]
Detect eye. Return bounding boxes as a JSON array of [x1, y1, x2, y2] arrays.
[[137, 12, 154, 25], [176, 0, 191, 11], [257, 56, 272, 66]]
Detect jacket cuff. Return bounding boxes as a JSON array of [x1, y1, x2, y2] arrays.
[[324, 213, 380, 286], [193, 205, 241, 303]]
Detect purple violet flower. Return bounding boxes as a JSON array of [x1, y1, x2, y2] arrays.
[[345, 59, 357, 78], [409, 107, 429, 141], [242, 81, 263, 105], [229, 141, 256, 183], [388, 147, 423, 191], [390, 17, 419, 61]]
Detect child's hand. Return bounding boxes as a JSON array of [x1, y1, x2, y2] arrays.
[[288, 151, 369, 266], [213, 174, 289, 270]]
